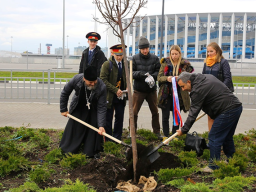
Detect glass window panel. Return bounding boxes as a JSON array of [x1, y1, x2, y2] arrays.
[[199, 15, 208, 58], [178, 16, 185, 56], [210, 16, 219, 44], [187, 15, 196, 58]]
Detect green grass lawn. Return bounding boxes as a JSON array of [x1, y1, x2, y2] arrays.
[[0, 71, 77, 82], [0, 71, 76, 79], [233, 76, 256, 84]]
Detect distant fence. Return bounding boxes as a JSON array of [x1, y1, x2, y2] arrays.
[[0, 69, 256, 105]]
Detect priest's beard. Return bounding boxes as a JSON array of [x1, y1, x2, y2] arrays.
[[85, 82, 97, 90]]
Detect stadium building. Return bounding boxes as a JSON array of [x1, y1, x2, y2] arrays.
[[108, 12, 256, 59]]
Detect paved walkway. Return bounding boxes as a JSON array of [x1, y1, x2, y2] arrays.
[[0, 102, 255, 135]]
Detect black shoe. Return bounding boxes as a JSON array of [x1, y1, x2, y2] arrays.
[[155, 133, 163, 140], [94, 153, 100, 159]]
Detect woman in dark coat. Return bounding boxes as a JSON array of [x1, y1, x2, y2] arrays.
[[157, 45, 194, 137], [60, 66, 107, 158], [202, 42, 233, 132]]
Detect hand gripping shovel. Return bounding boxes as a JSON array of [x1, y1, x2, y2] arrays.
[[67, 114, 131, 148], [140, 112, 206, 163]]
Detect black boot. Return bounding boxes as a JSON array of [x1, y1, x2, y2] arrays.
[[172, 125, 179, 134]]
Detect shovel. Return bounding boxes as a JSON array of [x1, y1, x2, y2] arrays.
[[140, 112, 206, 163], [67, 114, 131, 148]]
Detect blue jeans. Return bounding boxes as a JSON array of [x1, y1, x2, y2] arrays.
[[208, 105, 243, 170]]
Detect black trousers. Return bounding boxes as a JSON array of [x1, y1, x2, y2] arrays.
[[161, 95, 179, 137], [105, 98, 125, 141]]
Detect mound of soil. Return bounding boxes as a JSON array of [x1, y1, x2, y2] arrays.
[[67, 144, 182, 191], [121, 143, 182, 182]]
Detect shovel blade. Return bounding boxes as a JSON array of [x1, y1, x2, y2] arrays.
[[148, 150, 160, 163], [139, 144, 162, 164], [139, 144, 154, 159]]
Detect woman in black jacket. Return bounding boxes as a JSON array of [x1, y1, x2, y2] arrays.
[[202, 42, 233, 132]]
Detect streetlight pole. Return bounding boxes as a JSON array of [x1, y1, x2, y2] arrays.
[[11, 36, 13, 52], [159, 0, 164, 59], [67, 35, 69, 49], [62, 0, 65, 68], [94, 3, 97, 32]]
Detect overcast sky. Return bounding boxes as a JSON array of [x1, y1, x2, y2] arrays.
[[0, 0, 255, 54]]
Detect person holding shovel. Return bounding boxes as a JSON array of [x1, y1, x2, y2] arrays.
[[100, 44, 128, 141], [60, 65, 107, 159], [176, 72, 242, 173]]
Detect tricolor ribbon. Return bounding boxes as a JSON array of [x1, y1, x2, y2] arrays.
[[172, 77, 184, 127]]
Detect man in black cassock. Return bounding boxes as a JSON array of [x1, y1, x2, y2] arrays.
[[59, 65, 107, 158]]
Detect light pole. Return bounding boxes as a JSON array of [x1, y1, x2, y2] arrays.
[[159, 0, 164, 59], [94, 3, 97, 32], [11, 36, 13, 52], [62, 0, 65, 68], [67, 35, 69, 55], [67, 35, 69, 49]]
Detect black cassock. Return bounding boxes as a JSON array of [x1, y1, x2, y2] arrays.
[[60, 85, 103, 157]]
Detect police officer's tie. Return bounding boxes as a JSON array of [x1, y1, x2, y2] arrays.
[[118, 62, 122, 79], [88, 50, 93, 64]]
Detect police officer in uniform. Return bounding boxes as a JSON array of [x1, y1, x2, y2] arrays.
[[79, 32, 107, 77], [100, 44, 127, 141]]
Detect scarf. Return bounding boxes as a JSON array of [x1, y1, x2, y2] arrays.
[[164, 64, 173, 76], [206, 56, 216, 67]]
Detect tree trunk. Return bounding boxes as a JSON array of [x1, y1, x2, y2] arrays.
[[118, 17, 138, 182]]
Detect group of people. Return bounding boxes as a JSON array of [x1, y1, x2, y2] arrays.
[[59, 31, 243, 172]]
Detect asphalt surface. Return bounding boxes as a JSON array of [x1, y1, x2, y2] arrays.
[[0, 102, 255, 135]]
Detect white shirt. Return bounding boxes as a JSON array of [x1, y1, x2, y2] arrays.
[[114, 59, 122, 69], [89, 47, 96, 52]]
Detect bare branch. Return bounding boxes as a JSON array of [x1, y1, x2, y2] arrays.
[[120, 0, 129, 16], [123, 0, 147, 31]]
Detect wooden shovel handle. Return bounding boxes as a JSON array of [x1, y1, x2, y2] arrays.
[[195, 112, 206, 121], [162, 112, 206, 145], [67, 114, 122, 144], [163, 132, 179, 144]]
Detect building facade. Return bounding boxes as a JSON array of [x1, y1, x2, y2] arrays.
[[74, 46, 86, 56], [117, 12, 256, 59], [55, 47, 69, 55]]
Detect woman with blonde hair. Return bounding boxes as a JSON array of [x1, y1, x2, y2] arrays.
[[157, 45, 194, 137], [202, 42, 233, 131]]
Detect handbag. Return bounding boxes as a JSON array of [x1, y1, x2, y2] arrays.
[[157, 83, 170, 109], [184, 131, 208, 157]]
